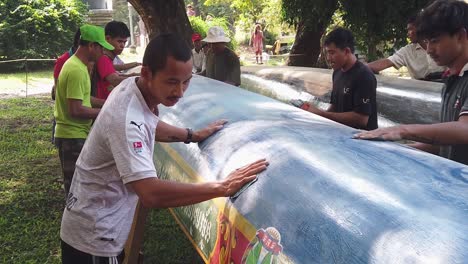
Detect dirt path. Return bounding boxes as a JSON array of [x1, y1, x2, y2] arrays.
[[0, 78, 53, 99]]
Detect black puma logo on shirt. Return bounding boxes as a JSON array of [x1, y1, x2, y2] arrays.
[[130, 121, 143, 130]]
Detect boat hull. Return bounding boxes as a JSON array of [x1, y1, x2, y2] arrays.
[[153, 76, 468, 264]]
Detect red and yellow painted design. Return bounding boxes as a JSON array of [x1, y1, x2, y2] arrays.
[[158, 143, 286, 264]]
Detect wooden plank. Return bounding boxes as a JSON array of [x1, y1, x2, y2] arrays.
[[124, 200, 149, 264]]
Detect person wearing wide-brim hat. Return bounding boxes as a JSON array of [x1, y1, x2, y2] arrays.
[[203, 26, 241, 86]]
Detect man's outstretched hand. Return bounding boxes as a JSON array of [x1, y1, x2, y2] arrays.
[[222, 159, 269, 197], [193, 119, 228, 142], [353, 126, 405, 141]]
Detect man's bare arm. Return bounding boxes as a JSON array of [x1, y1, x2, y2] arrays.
[[67, 99, 100, 119], [307, 104, 369, 129], [321, 110, 369, 129], [155, 119, 227, 142], [400, 117, 468, 145], [105, 73, 128, 87], [367, 58, 395, 74], [354, 116, 468, 145], [90, 96, 105, 108], [129, 159, 268, 208], [114, 62, 141, 72]]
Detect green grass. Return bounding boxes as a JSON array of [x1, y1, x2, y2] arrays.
[[0, 96, 62, 263], [143, 209, 204, 264], [0, 96, 202, 263]]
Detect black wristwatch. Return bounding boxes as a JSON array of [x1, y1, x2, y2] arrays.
[[184, 128, 193, 144]]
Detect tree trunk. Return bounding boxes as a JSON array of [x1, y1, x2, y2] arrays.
[[365, 0, 378, 61], [287, 0, 338, 67], [193, 0, 200, 17], [367, 41, 378, 62], [288, 22, 325, 67], [128, 0, 193, 47]]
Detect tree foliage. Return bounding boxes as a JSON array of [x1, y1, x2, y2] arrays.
[[189, 15, 237, 50], [281, 0, 432, 66], [188, 0, 289, 46], [0, 0, 86, 68], [340, 0, 432, 60], [186, 0, 236, 26], [281, 0, 339, 66]]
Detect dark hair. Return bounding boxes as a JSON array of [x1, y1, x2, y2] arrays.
[[105, 20, 130, 38], [407, 13, 418, 25], [72, 29, 81, 51], [79, 39, 91, 46], [143, 33, 192, 75], [324, 27, 355, 53], [417, 0, 468, 39]]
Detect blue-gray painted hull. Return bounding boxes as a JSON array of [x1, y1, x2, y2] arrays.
[[155, 76, 468, 264], [241, 66, 443, 126]]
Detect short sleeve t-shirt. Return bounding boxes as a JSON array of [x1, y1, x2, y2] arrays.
[[330, 61, 378, 130], [205, 48, 241, 86], [113, 55, 124, 66], [388, 43, 446, 80], [439, 63, 468, 165], [60, 77, 159, 257], [54, 51, 71, 79], [54, 55, 93, 139], [96, 55, 117, 99], [192, 48, 205, 73]]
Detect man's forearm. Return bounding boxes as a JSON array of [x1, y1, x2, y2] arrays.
[[320, 110, 368, 129], [367, 58, 394, 73], [119, 72, 140, 77], [401, 120, 468, 145], [106, 74, 128, 87], [155, 121, 191, 142], [133, 178, 225, 208], [114, 62, 140, 71], [71, 106, 100, 119], [91, 96, 105, 108]]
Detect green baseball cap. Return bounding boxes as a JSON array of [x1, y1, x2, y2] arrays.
[[80, 24, 114, 51]]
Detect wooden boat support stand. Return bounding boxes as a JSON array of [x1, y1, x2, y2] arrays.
[[125, 73, 467, 264]]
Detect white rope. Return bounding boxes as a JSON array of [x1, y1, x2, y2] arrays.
[[0, 58, 56, 64], [246, 54, 307, 59]]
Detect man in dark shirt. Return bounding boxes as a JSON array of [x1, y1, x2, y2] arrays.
[[291, 28, 378, 130], [355, 0, 468, 165], [203, 26, 241, 86]]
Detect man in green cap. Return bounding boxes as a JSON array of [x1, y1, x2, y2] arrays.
[[54, 24, 114, 198]]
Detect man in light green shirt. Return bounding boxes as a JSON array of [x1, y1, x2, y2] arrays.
[[54, 24, 114, 197]]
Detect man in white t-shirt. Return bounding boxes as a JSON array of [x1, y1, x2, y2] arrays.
[[367, 15, 446, 80], [60, 33, 269, 264]]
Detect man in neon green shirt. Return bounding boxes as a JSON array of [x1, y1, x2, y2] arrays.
[[54, 24, 114, 197]]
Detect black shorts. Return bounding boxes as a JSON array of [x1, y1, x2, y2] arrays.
[[61, 240, 125, 264]]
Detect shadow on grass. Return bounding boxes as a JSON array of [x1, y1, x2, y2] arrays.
[[142, 209, 204, 264]]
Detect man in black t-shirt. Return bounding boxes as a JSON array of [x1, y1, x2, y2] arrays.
[[291, 28, 377, 130]]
